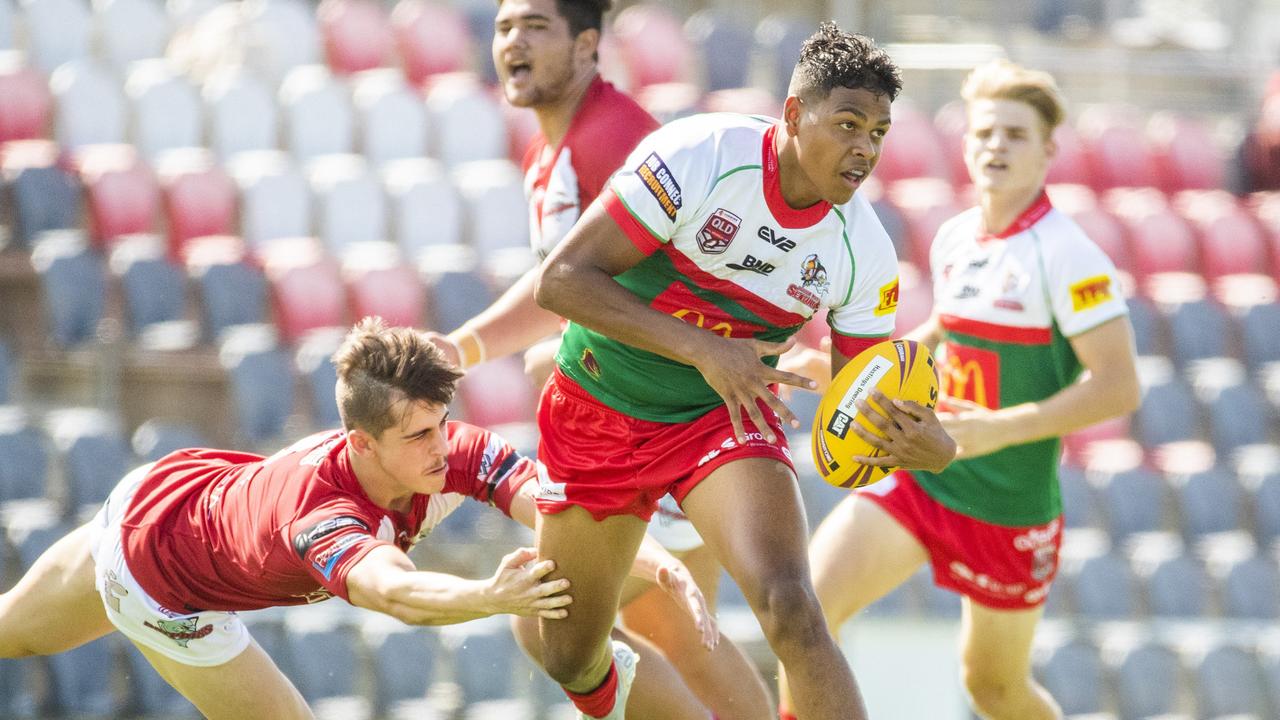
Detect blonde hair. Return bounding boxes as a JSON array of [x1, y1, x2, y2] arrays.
[[961, 59, 1066, 137]]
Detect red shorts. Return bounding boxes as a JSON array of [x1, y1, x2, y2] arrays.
[[535, 369, 793, 521], [860, 471, 1062, 610]]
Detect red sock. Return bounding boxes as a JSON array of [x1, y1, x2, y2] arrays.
[[564, 662, 619, 718], [779, 706, 799, 720]]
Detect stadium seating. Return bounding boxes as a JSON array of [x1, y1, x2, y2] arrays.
[[1194, 640, 1270, 718], [611, 3, 694, 89], [1090, 456, 1170, 538], [439, 615, 522, 704], [753, 14, 809, 100], [1033, 634, 1107, 715], [279, 65, 355, 163], [1070, 550, 1139, 619], [456, 357, 537, 429], [1181, 192, 1273, 281], [240, 0, 322, 86], [451, 159, 529, 253], [156, 148, 237, 257], [0, 0, 12, 49], [351, 69, 429, 167], [342, 241, 425, 328], [228, 150, 311, 247], [0, 53, 53, 142], [888, 178, 964, 270], [0, 404, 50, 505], [121, 643, 202, 718], [260, 237, 347, 345], [1172, 466, 1244, 539], [130, 418, 208, 461], [1242, 446, 1280, 545], [1080, 110, 1159, 191], [1233, 297, 1280, 374], [390, 0, 472, 86], [218, 324, 295, 444], [309, 154, 387, 253], [425, 74, 507, 167], [124, 60, 204, 163], [424, 264, 495, 334], [318, 0, 392, 75], [109, 234, 187, 335], [1132, 357, 1199, 448], [1045, 121, 1091, 187], [1159, 296, 1231, 369], [46, 406, 131, 511], [1133, 537, 1211, 617], [21, 0, 92, 73], [29, 229, 106, 348], [1202, 532, 1280, 619], [381, 158, 465, 257], [361, 615, 442, 718], [294, 325, 343, 429], [283, 608, 374, 720], [74, 144, 161, 247], [1108, 635, 1183, 719], [94, 0, 169, 71], [2, 140, 82, 250], [874, 101, 949, 184], [46, 634, 124, 717], [684, 10, 752, 91], [49, 59, 127, 150], [203, 67, 279, 161], [185, 235, 269, 341], [1148, 112, 1226, 193], [1107, 189, 1198, 278], [1125, 294, 1164, 357], [1057, 464, 1098, 529]]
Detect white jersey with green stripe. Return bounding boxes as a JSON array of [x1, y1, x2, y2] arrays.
[[912, 192, 1128, 526], [557, 113, 899, 422]]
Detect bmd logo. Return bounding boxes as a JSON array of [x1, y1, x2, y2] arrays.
[[696, 208, 742, 254]]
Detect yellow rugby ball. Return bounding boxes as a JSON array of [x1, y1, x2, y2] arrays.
[[811, 339, 939, 489]]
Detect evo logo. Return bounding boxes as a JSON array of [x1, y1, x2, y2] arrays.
[[726, 254, 776, 275], [757, 226, 796, 251]]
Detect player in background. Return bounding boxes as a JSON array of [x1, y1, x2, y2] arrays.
[[0, 318, 713, 720], [426, 1, 774, 717], [776, 60, 1142, 720], [531, 23, 955, 720]]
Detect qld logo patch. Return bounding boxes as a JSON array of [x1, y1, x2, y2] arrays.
[[636, 153, 682, 220], [696, 208, 742, 254], [1069, 274, 1113, 312]]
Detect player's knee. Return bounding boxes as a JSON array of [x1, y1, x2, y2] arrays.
[[962, 668, 1019, 719], [748, 579, 824, 646], [509, 615, 543, 665], [539, 636, 600, 687]]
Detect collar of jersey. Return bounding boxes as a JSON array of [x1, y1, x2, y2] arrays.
[[977, 188, 1053, 242], [762, 124, 832, 229]]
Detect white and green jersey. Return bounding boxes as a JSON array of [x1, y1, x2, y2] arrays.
[[913, 192, 1128, 526], [563, 113, 900, 422]]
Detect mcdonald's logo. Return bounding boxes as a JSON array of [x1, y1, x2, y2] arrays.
[[672, 308, 734, 338], [940, 344, 1001, 409], [1069, 274, 1113, 312]]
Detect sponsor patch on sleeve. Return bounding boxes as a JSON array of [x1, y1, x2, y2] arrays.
[[635, 152, 682, 221], [1069, 274, 1114, 312], [291, 516, 370, 558], [874, 277, 900, 316]]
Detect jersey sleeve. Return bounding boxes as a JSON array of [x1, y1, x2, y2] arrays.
[[827, 201, 899, 347], [444, 422, 538, 517], [286, 505, 388, 603], [602, 121, 717, 256], [1043, 223, 1128, 337]]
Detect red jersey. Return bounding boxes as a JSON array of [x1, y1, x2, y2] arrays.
[[523, 74, 658, 260], [120, 422, 537, 613]]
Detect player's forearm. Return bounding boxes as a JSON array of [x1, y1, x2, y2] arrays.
[[629, 534, 679, 584], [903, 315, 941, 351], [447, 270, 563, 365], [988, 368, 1140, 448], [377, 571, 502, 626]]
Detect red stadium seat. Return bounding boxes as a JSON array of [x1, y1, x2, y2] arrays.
[[634, 82, 702, 124], [1106, 188, 1198, 280], [1176, 190, 1271, 281], [1049, 184, 1132, 275], [456, 356, 538, 428], [156, 148, 236, 260], [1148, 112, 1225, 193], [1045, 122, 1090, 186], [611, 3, 694, 89], [73, 144, 160, 248], [391, 0, 472, 86], [342, 241, 424, 328], [889, 178, 963, 272], [0, 56, 52, 142], [874, 100, 948, 184], [260, 237, 346, 345], [1080, 110, 1158, 191], [932, 99, 969, 187], [318, 0, 393, 75], [1249, 192, 1280, 283]]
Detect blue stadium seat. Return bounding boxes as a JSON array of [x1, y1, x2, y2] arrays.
[[121, 643, 201, 718], [754, 14, 810, 99], [1221, 554, 1280, 619], [0, 405, 50, 504], [1033, 635, 1106, 715], [1196, 642, 1269, 718], [1058, 464, 1099, 529], [1240, 301, 1280, 373], [282, 610, 372, 719], [130, 419, 208, 463], [46, 408, 132, 511], [1249, 463, 1280, 545], [439, 615, 521, 704], [111, 235, 188, 335], [1070, 551, 1138, 619], [684, 11, 753, 91], [6, 153, 82, 250], [361, 615, 441, 717], [1173, 467, 1244, 539], [46, 634, 126, 718], [1146, 551, 1211, 617], [1095, 466, 1170, 538], [1164, 298, 1231, 368], [1205, 379, 1275, 456], [0, 648, 40, 717], [187, 238, 269, 342], [1112, 636, 1181, 719], [1133, 372, 1200, 450], [295, 328, 344, 430], [425, 267, 496, 334], [219, 325, 295, 445], [1125, 295, 1165, 357], [30, 230, 106, 348]]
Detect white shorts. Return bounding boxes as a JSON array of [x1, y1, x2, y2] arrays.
[[88, 464, 252, 667], [646, 493, 704, 553]]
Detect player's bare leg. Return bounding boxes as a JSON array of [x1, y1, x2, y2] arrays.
[[777, 493, 928, 715], [513, 615, 712, 718], [0, 524, 115, 656], [960, 599, 1062, 720], [682, 457, 866, 720], [136, 637, 314, 720], [536, 506, 648, 711], [619, 545, 772, 720]]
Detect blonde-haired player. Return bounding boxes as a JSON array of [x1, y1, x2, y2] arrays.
[[778, 59, 1141, 720]]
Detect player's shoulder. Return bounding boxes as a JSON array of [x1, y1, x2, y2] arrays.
[[650, 112, 772, 155], [835, 191, 895, 259], [930, 206, 982, 252], [1033, 207, 1101, 251]]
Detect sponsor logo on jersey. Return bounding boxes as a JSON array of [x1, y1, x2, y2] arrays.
[[799, 254, 830, 297], [579, 348, 601, 379], [292, 516, 370, 558], [1069, 274, 1113, 312], [940, 344, 1001, 410], [874, 277, 899, 316], [787, 284, 820, 310], [636, 153, 682, 220], [535, 464, 566, 502], [144, 616, 214, 648], [954, 285, 980, 299], [757, 226, 795, 251], [295, 589, 334, 604], [726, 254, 776, 275], [311, 532, 365, 581], [826, 410, 852, 439], [948, 561, 1027, 598], [696, 208, 742, 254]]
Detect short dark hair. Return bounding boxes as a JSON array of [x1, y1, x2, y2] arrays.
[[555, 0, 611, 37], [332, 317, 463, 437], [789, 22, 902, 102]]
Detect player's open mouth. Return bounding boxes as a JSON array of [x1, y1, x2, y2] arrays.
[[841, 169, 868, 187], [507, 61, 532, 81]]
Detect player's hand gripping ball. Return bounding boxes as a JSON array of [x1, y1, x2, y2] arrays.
[[811, 339, 939, 489]]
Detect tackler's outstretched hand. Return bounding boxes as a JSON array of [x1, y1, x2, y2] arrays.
[[694, 335, 817, 445], [486, 548, 574, 620], [849, 389, 956, 473]]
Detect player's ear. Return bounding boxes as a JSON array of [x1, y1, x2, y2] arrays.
[[783, 95, 803, 137], [574, 27, 600, 66], [347, 428, 376, 455]]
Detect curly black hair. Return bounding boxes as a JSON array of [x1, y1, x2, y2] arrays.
[[789, 22, 902, 102]]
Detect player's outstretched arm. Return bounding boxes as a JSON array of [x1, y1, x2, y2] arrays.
[[425, 268, 565, 368], [536, 200, 816, 443], [346, 545, 571, 626]]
